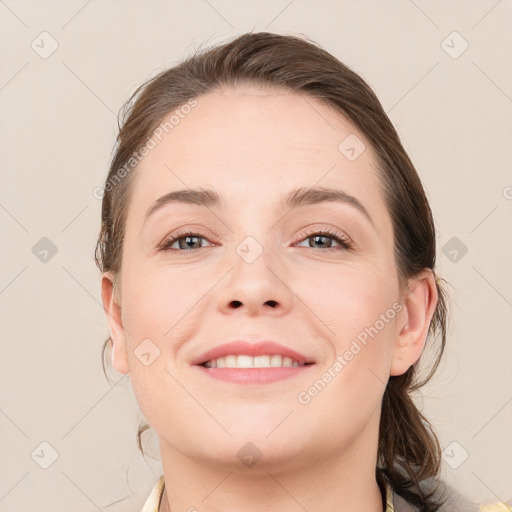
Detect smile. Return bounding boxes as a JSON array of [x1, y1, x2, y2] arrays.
[[202, 354, 308, 368], [195, 357, 315, 384]]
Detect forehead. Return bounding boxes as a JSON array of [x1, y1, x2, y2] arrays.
[[127, 85, 386, 225]]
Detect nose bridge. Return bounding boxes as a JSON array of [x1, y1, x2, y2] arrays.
[[217, 214, 292, 315], [230, 201, 278, 265], [233, 231, 277, 291]]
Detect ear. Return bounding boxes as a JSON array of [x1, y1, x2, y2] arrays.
[[390, 269, 438, 376], [101, 271, 129, 375]]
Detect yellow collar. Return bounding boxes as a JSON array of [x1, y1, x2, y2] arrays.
[[141, 475, 165, 512], [384, 475, 395, 511]]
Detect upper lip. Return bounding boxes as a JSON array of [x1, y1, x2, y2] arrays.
[[190, 340, 316, 366]]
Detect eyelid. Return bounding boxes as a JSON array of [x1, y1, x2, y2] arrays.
[[294, 225, 354, 249], [158, 227, 217, 250], [158, 225, 354, 252]]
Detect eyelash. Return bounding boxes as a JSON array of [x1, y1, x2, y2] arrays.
[[296, 227, 353, 251], [158, 227, 354, 253]]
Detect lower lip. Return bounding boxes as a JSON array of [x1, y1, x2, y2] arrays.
[[194, 365, 314, 384]]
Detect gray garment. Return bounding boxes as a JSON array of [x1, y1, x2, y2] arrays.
[[392, 476, 482, 512]]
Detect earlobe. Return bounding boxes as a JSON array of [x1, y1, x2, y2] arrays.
[[101, 272, 130, 375], [390, 269, 438, 376]]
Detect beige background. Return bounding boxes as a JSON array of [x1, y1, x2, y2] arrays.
[[1, 0, 511, 510]]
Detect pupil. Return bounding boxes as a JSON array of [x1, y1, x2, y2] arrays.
[[313, 235, 331, 248], [180, 236, 199, 249]]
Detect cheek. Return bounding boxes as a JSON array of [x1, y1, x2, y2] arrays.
[[119, 262, 212, 392], [296, 276, 397, 442], [295, 261, 399, 345], [294, 264, 398, 400], [121, 262, 206, 340]]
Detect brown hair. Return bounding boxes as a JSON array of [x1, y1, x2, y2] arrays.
[[96, 31, 449, 511]]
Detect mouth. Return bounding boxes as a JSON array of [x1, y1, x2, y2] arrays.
[[194, 353, 315, 384], [191, 339, 316, 384], [194, 363, 315, 384], [198, 354, 315, 369]]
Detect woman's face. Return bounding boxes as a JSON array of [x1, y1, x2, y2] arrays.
[[104, 85, 412, 469]]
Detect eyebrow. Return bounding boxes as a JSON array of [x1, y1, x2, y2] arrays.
[[143, 186, 374, 227]]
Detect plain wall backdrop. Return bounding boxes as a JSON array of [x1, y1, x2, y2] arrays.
[[1, 0, 511, 510]]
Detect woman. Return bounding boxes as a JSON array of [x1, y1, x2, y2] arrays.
[[96, 32, 497, 512]]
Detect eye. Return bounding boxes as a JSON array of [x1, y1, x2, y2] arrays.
[[158, 229, 215, 252], [294, 228, 353, 251], [158, 227, 353, 253]]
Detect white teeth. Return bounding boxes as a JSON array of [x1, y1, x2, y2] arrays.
[[204, 354, 301, 368]]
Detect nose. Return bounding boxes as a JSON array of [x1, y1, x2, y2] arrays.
[[216, 246, 294, 317], [229, 298, 278, 310]]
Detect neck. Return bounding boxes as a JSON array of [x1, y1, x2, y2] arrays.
[[158, 422, 384, 512]]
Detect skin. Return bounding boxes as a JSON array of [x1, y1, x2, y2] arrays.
[[101, 84, 438, 512]]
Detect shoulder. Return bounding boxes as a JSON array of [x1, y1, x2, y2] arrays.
[[391, 475, 492, 512], [141, 473, 510, 512]]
